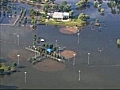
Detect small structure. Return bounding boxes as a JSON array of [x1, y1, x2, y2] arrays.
[[47, 48, 53, 53], [95, 22, 100, 26], [40, 39, 45, 42], [52, 12, 69, 20]]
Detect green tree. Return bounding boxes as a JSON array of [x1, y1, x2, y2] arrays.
[[50, 44, 53, 49], [61, 1, 67, 5], [33, 34, 37, 38], [100, 8, 105, 13], [53, 47, 57, 51], [59, 1, 71, 12], [78, 13, 90, 21], [43, 44, 46, 47], [53, 4, 58, 10], [12, 62, 17, 67], [95, 19, 99, 23], [117, 39, 120, 45], [93, 0, 98, 7], [110, 1, 116, 9], [43, 3, 50, 12], [46, 44, 49, 48], [69, 10, 74, 18], [7, 66, 11, 71], [76, 0, 90, 8], [31, 18, 37, 25]]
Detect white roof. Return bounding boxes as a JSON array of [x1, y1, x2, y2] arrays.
[[52, 12, 69, 19], [53, 12, 63, 19], [63, 12, 69, 16], [40, 39, 44, 42]]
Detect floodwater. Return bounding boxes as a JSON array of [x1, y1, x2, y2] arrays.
[[0, 0, 120, 89]]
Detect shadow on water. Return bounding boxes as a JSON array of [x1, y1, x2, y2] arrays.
[[0, 58, 7, 63], [0, 85, 18, 89], [117, 45, 120, 49], [0, 74, 5, 78], [18, 65, 26, 69]]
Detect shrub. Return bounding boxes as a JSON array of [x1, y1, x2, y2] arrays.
[[7, 66, 11, 71], [12, 62, 17, 67], [117, 39, 120, 45]]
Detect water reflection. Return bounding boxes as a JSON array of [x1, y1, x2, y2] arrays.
[[0, 58, 7, 63], [117, 44, 120, 49], [0, 74, 5, 78], [0, 85, 18, 89]]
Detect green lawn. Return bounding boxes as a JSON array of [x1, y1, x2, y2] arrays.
[[0, 63, 8, 71], [39, 19, 86, 27]]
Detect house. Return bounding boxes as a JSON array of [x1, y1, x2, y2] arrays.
[[52, 12, 69, 20]]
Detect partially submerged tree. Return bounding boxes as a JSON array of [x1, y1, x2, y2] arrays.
[[76, 0, 90, 8], [59, 1, 71, 12], [78, 13, 90, 21]]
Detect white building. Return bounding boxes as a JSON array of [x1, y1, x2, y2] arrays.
[[52, 12, 69, 20]]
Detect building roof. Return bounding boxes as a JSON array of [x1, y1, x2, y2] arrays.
[[63, 12, 69, 16], [52, 12, 69, 19]]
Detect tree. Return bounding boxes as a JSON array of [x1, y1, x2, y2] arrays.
[[7, 66, 11, 71], [33, 41, 36, 45], [45, 44, 49, 48], [59, 1, 71, 12], [63, 4, 71, 12], [14, 11, 17, 17], [53, 47, 57, 51], [97, 4, 102, 8], [76, 0, 90, 8], [53, 4, 58, 10], [117, 39, 120, 45], [69, 10, 74, 18], [31, 18, 37, 25], [61, 1, 67, 5], [50, 44, 53, 49], [93, 0, 98, 7], [33, 34, 37, 38], [12, 62, 17, 67], [43, 3, 50, 12], [95, 19, 99, 23], [100, 8, 105, 13], [78, 13, 90, 21], [43, 44, 45, 47]]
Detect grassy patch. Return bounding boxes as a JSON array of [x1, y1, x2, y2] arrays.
[[39, 19, 86, 27], [0, 63, 8, 71]]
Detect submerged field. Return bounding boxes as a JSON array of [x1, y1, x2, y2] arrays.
[[0, 0, 120, 89]]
